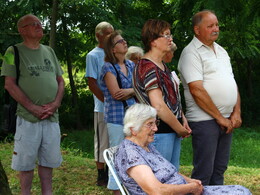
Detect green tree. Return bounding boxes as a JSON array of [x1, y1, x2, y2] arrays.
[[0, 0, 259, 128]]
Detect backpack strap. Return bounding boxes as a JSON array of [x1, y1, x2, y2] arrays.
[[13, 45, 20, 83]]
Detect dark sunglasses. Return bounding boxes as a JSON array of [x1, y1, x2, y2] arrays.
[[113, 39, 126, 47]]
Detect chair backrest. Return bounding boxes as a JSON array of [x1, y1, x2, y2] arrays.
[[103, 146, 130, 195]]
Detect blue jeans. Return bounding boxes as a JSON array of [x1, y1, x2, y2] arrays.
[[106, 123, 124, 190], [152, 133, 181, 170]]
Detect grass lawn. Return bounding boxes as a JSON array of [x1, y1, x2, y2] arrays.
[[0, 127, 259, 194]]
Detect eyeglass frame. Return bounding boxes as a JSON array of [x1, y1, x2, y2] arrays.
[[158, 34, 173, 40], [113, 38, 126, 47], [21, 21, 42, 28], [144, 119, 160, 129]]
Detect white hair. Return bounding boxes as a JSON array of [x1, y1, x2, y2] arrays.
[[125, 46, 144, 60], [123, 104, 157, 136], [95, 21, 114, 41], [17, 14, 39, 29]]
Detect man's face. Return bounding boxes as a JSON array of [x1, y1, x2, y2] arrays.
[[98, 27, 114, 44], [102, 27, 114, 37], [195, 13, 219, 46], [19, 15, 43, 40]]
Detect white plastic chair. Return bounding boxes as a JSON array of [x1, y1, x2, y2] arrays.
[[103, 146, 130, 195]]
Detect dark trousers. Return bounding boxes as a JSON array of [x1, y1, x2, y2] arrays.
[[189, 119, 232, 185]]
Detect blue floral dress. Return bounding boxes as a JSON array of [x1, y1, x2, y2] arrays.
[[115, 139, 252, 195]]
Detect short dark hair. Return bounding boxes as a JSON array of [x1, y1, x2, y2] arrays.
[[104, 30, 122, 64], [192, 10, 216, 29], [141, 19, 171, 52]]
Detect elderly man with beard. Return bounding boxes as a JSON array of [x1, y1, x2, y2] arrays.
[[178, 10, 242, 186]]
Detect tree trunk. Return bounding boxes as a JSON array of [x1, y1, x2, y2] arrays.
[[0, 160, 12, 195], [65, 49, 83, 129], [49, 0, 59, 49], [61, 16, 83, 129]]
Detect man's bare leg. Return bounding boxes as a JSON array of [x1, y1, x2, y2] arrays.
[[20, 170, 34, 195], [38, 165, 53, 195]]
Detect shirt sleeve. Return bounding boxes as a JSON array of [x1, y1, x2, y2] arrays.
[[1, 46, 16, 78], [178, 50, 203, 84], [100, 62, 117, 82], [85, 52, 98, 79], [139, 61, 160, 92]]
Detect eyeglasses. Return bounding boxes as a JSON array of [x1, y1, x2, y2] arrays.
[[113, 39, 126, 47], [144, 120, 160, 129], [22, 21, 42, 28], [158, 34, 173, 40]]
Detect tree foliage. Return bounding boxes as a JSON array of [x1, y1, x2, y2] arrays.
[[0, 0, 259, 128]]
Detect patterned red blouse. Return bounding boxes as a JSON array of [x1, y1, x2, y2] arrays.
[[133, 59, 182, 134]]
